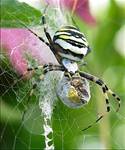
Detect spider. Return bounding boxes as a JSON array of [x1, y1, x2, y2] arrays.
[[21, 6, 121, 131]]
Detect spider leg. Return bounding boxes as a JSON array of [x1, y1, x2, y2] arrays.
[[79, 71, 120, 131], [6, 11, 50, 47], [107, 89, 120, 112], [82, 115, 103, 131], [19, 20, 50, 47], [23, 63, 65, 81], [22, 5, 58, 60], [19, 12, 58, 58], [43, 63, 65, 74], [81, 89, 110, 131], [21, 5, 59, 61], [41, 5, 53, 45], [79, 71, 121, 112], [21, 64, 65, 121]]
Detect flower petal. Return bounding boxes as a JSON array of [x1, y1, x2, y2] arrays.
[[1, 29, 58, 75]]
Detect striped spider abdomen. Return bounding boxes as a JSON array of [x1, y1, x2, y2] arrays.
[[53, 26, 91, 62]]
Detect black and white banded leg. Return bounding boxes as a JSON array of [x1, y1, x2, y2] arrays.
[[79, 71, 121, 131], [41, 5, 53, 45], [21, 63, 64, 121], [18, 19, 50, 48], [79, 71, 121, 112], [43, 63, 65, 73], [21, 5, 57, 58], [26, 63, 65, 74]]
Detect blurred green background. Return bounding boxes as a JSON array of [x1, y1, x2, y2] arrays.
[[0, 0, 125, 149]]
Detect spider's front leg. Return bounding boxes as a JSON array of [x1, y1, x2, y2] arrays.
[[23, 63, 65, 94], [79, 71, 121, 112], [21, 63, 65, 121], [43, 63, 65, 74], [26, 63, 65, 75], [41, 5, 53, 45], [19, 20, 50, 47]]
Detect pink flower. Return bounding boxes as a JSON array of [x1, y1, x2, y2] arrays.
[[1, 29, 58, 75]]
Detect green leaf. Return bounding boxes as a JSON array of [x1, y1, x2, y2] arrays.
[[0, 0, 41, 27], [1, 100, 21, 123]]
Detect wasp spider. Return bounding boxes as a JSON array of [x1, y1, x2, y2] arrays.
[[22, 6, 121, 131]]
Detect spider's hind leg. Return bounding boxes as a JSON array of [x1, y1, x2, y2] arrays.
[[82, 115, 103, 131], [79, 71, 121, 112], [79, 71, 121, 131], [107, 89, 120, 112], [94, 78, 120, 112]]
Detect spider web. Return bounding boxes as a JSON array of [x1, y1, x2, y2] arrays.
[[1, 0, 125, 149]]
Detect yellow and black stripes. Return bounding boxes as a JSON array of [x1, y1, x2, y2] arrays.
[[55, 28, 86, 40], [54, 35, 86, 48], [54, 42, 84, 61], [53, 26, 90, 61]]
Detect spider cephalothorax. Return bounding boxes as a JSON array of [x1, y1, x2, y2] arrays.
[[22, 6, 121, 131]]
